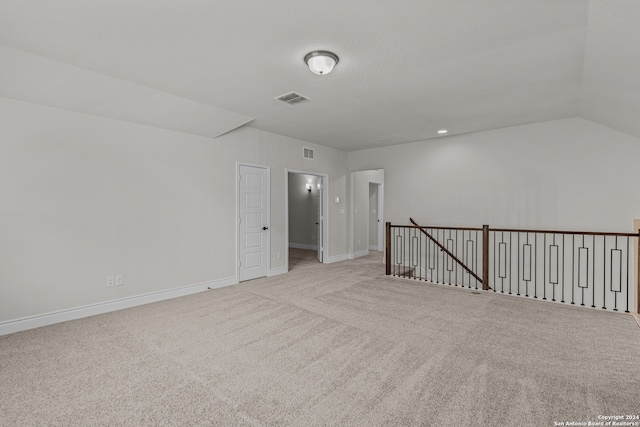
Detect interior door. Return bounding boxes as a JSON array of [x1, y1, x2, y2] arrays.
[[239, 165, 268, 281], [316, 179, 323, 263]]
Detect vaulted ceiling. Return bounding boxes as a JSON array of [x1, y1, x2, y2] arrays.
[[1, 1, 638, 151]]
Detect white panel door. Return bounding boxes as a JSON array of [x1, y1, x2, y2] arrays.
[[239, 165, 268, 281]]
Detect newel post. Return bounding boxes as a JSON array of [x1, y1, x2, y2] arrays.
[[482, 225, 490, 291], [385, 222, 391, 275]]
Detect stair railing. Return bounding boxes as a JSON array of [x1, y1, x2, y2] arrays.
[[385, 219, 639, 313], [409, 218, 487, 289]]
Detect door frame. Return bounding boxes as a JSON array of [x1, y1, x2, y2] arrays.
[[368, 180, 384, 252], [236, 162, 270, 282], [285, 168, 329, 272]]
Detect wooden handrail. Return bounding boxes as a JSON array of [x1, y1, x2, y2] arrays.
[[392, 223, 635, 238], [409, 218, 484, 285], [490, 228, 636, 237], [390, 225, 483, 232]]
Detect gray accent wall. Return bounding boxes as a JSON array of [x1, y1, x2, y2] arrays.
[[288, 173, 318, 249]]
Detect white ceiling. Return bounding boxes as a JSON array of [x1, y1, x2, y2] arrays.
[[0, 0, 638, 151]]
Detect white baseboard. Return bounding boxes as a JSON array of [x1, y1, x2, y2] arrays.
[[268, 266, 287, 277], [326, 254, 348, 264], [0, 276, 237, 336], [289, 243, 318, 250], [354, 249, 369, 259]]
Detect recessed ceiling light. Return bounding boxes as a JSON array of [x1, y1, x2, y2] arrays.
[[437, 129, 448, 134]]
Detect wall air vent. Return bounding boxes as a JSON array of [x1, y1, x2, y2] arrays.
[[275, 91, 310, 105], [303, 147, 314, 159]]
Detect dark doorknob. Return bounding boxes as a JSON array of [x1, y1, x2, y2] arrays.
[[263, 226, 269, 230]]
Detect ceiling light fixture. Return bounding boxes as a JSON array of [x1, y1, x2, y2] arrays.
[[437, 129, 448, 134], [304, 50, 339, 75]]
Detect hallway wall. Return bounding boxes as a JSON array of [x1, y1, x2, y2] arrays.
[[288, 173, 318, 249]]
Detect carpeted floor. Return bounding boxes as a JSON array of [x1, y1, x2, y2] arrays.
[[1, 250, 639, 426]]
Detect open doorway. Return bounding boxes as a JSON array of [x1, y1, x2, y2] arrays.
[[285, 170, 328, 272], [369, 182, 383, 252], [350, 169, 384, 259]]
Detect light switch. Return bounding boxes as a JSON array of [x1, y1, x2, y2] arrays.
[[334, 197, 340, 204]]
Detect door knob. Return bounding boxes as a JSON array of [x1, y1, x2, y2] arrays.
[[263, 226, 269, 230]]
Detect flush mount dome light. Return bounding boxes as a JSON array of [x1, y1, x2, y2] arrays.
[[304, 50, 339, 75]]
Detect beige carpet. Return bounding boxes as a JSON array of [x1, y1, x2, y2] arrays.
[[1, 250, 639, 426]]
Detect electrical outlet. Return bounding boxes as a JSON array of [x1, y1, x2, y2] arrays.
[[276, 252, 282, 259], [106, 276, 115, 288], [115, 275, 124, 286]]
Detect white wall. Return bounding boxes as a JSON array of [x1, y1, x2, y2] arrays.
[[288, 173, 318, 249], [0, 97, 348, 324], [349, 118, 640, 232], [4, 102, 638, 328]]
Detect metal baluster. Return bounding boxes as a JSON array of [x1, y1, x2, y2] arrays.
[[542, 233, 555, 300], [571, 234, 575, 305], [455, 230, 458, 286], [602, 235, 606, 310], [493, 231, 497, 292], [440, 229, 444, 284], [517, 232, 520, 296], [591, 235, 595, 308], [419, 230, 422, 281], [475, 230, 479, 290], [462, 230, 466, 288], [543, 233, 546, 300], [561, 234, 565, 303], [533, 232, 538, 299], [403, 227, 406, 278], [613, 236, 618, 311], [625, 236, 630, 313], [427, 228, 431, 282], [509, 232, 513, 295]]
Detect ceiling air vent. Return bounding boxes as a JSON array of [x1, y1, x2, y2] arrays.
[[275, 91, 310, 105], [303, 147, 314, 159]]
